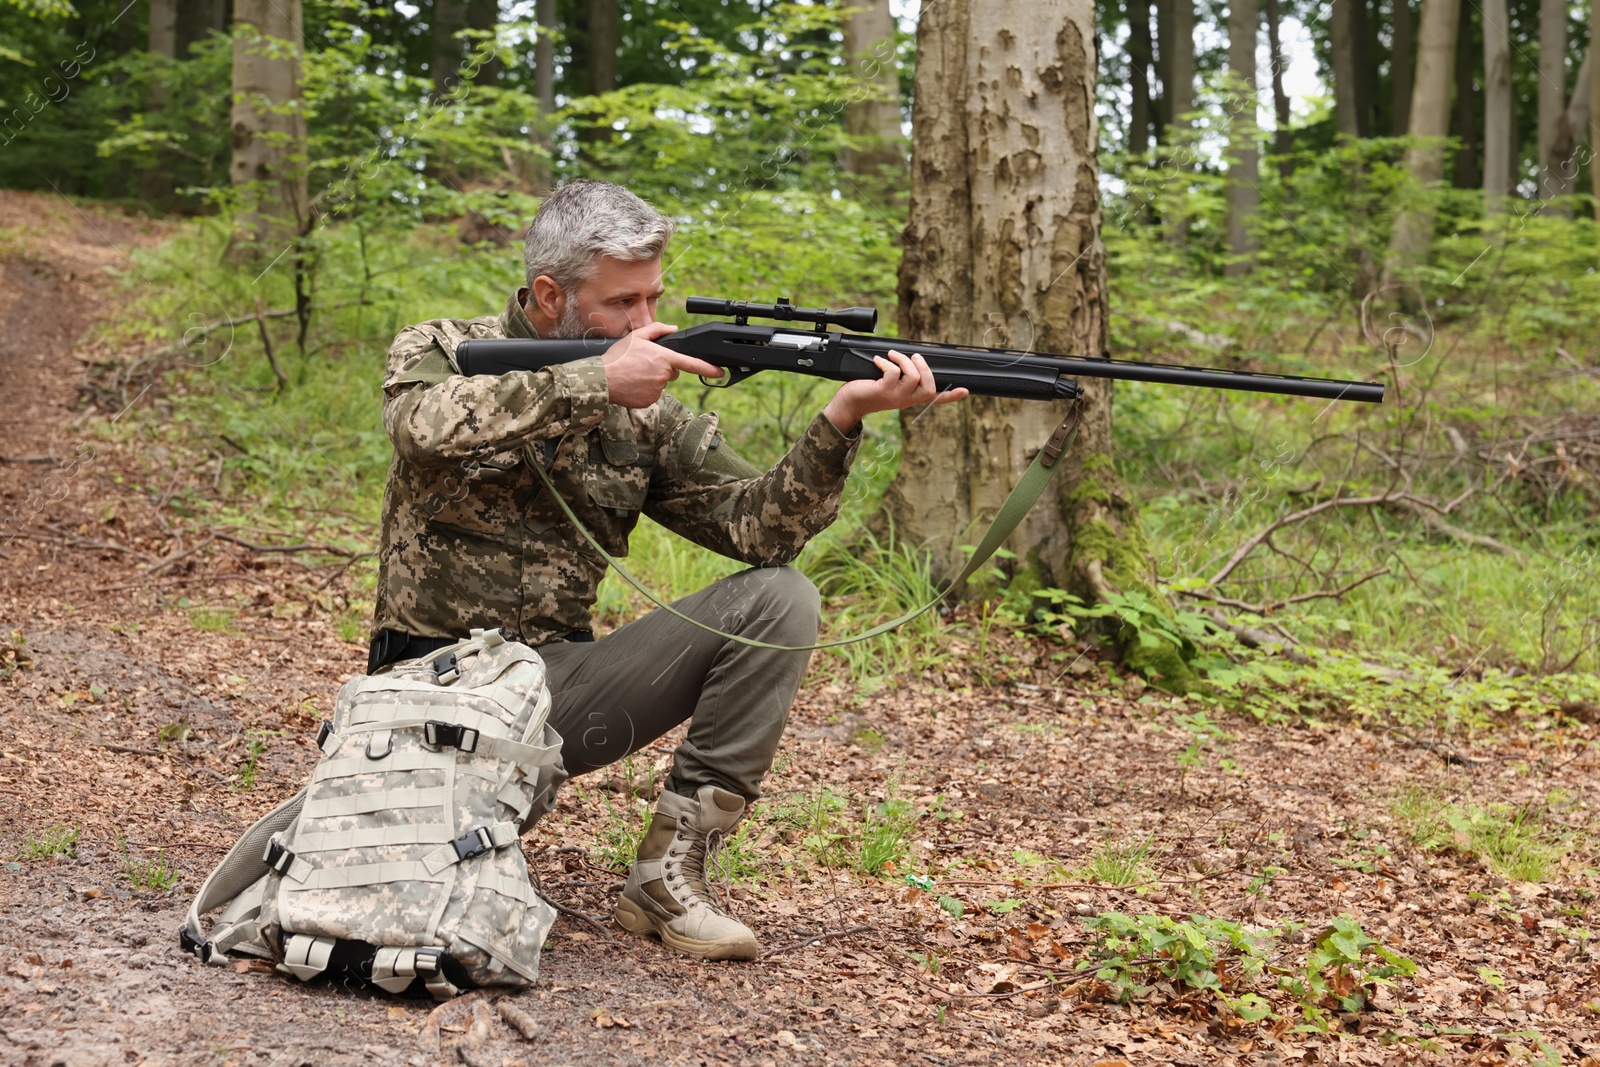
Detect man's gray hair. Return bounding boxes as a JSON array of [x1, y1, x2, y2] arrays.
[[523, 180, 676, 293]]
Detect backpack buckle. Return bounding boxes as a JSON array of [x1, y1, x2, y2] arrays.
[[424, 720, 479, 753], [315, 720, 334, 750], [432, 651, 459, 682], [451, 827, 493, 862], [178, 923, 217, 963], [264, 839, 296, 875]]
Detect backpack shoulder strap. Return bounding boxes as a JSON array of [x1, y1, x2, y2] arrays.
[[180, 788, 306, 963]]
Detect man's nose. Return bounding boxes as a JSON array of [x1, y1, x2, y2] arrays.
[[627, 305, 656, 331]]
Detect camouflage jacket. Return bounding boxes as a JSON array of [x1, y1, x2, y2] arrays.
[[373, 290, 862, 647]]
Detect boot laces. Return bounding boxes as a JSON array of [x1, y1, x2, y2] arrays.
[[681, 824, 731, 913]]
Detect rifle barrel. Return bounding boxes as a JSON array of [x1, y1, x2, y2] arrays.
[[1037, 355, 1385, 403]]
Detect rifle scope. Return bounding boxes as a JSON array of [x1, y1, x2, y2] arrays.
[[686, 296, 878, 334]]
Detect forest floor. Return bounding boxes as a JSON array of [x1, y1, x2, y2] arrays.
[[1, 189, 1598, 1067]]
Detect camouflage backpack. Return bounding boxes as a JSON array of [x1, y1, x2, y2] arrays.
[[180, 628, 567, 1000]]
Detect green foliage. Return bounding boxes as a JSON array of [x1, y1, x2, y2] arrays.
[[594, 792, 653, 873], [233, 729, 279, 793], [1076, 835, 1157, 888], [124, 849, 182, 892], [1284, 915, 1417, 1027], [1079, 911, 1276, 1022], [1082, 911, 1415, 1028], [14, 824, 78, 861], [1394, 788, 1568, 883], [855, 781, 917, 878]]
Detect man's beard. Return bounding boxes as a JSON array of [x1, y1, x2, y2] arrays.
[[550, 298, 587, 339]]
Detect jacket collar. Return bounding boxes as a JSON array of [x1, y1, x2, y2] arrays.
[[501, 289, 542, 339]]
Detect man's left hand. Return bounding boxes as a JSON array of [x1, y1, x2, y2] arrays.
[[821, 350, 969, 434]]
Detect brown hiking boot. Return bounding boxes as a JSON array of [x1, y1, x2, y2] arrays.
[[614, 785, 759, 961]]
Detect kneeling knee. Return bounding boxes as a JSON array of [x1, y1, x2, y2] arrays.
[[746, 565, 820, 629]]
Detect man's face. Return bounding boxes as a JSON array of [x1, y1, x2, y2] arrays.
[[552, 256, 665, 339]]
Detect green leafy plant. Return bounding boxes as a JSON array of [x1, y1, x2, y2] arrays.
[[1284, 915, 1416, 1027], [233, 729, 280, 792], [855, 783, 918, 877], [125, 849, 181, 891], [1077, 835, 1157, 887], [15, 825, 79, 861], [1078, 911, 1277, 1022]]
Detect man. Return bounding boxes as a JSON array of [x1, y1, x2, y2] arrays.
[[370, 180, 965, 960]]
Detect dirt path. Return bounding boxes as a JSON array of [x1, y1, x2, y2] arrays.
[[1, 191, 1598, 1067]]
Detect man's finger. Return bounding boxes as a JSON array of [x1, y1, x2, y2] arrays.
[[663, 350, 724, 378], [873, 355, 902, 380], [635, 321, 679, 340], [931, 387, 969, 406]]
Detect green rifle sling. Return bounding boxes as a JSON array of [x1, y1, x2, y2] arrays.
[[529, 402, 1083, 652]]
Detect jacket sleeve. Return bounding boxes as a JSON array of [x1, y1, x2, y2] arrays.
[[643, 399, 861, 566], [381, 325, 611, 467]]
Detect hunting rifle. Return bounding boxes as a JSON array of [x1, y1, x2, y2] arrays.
[[454, 296, 1387, 405], [452, 297, 1384, 651]]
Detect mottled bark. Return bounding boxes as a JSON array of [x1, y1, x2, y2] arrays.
[[1225, 0, 1260, 275], [1384, 0, 1460, 282], [840, 0, 906, 181], [886, 0, 1193, 689], [228, 0, 307, 261]]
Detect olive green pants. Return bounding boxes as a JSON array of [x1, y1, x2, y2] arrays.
[[537, 566, 820, 802]]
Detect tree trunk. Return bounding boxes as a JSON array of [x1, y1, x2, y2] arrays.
[[1164, 0, 1195, 245], [1226, 0, 1260, 275], [535, 0, 556, 113], [1153, 0, 1173, 140], [177, 0, 231, 57], [1264, 0, 1292, 172], [1592, 0, 1600, 237], [432, 0, 466, 98], [1538, 0, 1567, 200], [1546, 48, 1591, 214], [1331, 0, 1365, 137], [589, 0, 618, 95], [1482, 0, 1512, 214], [142, 0, 178, 204], [1451, 0, 1481, 188], [840, 0, 906, 181], [1129, 0, 1154, 156], [1392, 0, 1414, 135], [885, 0, 1195, 689], [467, 0, 501, 83], [529, 0, 556, 192], [1385, 0, 1461, 282], [228, 0, 307, 261]]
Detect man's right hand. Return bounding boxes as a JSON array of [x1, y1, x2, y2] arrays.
[[602, 322, 724, 408]]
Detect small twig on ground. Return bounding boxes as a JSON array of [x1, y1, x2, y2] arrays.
[[1386, 728, 1494, 767], [314, 551, 376, 591], [13, 526, 156, 562], [1203, 611, 1316, 665], [0, 454, 61, 465], [213, 532, 359, 556], [761, 925, 872, 958], [95, 741, 162, 756]]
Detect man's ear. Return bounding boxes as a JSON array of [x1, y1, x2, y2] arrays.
[[530, 274, 566, 321]]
